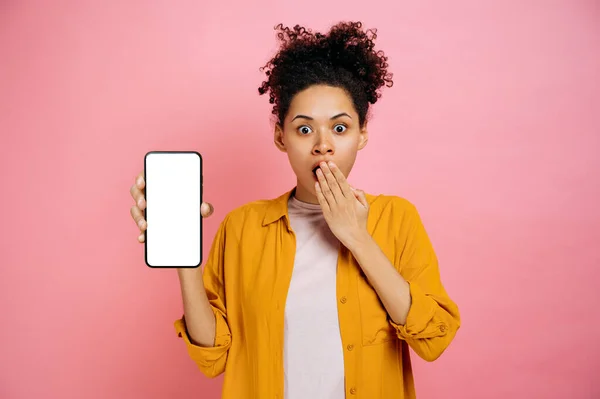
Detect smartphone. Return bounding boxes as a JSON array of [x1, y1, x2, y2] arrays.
[[144, 151, 203, 268]]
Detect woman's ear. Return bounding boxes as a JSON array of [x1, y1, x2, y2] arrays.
[[274, 123, 287, 153], [358, 123, 369, 150]]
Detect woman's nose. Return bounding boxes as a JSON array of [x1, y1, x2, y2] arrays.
[[313, 133, 334, 154], [313, 142, 334, 154]]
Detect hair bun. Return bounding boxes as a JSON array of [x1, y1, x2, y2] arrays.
[[259, 21, 393, 125]]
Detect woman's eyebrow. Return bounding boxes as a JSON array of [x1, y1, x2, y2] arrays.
[[291, 112, 352, 122]]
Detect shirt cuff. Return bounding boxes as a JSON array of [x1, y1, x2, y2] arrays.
[[390, 281, 447, 339], [174, 308, 232, 365]]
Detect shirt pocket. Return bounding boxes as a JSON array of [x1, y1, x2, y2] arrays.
[[356, 271, 396, 346]]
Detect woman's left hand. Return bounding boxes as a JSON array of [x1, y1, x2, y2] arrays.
[[315, 161, 370, 249]]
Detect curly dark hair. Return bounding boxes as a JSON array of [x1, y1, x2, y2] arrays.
[[258, 21, 394, 127]]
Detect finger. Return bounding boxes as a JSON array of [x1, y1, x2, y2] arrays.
[[130, 205, 147, 231], [320, 162, 344, 202], [328, 162, 353, 198], [138, 232, 145, 243], [353, 188, 368, 208], [130, 183, 146, 210], [136, 171, 145, 190], [201, 202, 214, 218], [315, 181, 330, 213], [316, 167, 335, 206]]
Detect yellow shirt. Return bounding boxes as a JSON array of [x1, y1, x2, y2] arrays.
[[174, 187, 460, 398]]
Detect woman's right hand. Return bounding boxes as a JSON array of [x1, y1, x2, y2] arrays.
[[130, 171, 214, 243]]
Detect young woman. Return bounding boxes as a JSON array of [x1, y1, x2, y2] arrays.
[[129, 21, 460, 399]]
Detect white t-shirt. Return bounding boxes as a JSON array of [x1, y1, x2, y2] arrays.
[[283, 195, 345, 399]]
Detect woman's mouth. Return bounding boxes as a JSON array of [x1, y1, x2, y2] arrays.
[[311, 166, 321, 181]]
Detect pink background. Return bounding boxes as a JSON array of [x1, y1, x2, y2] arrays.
[[1, 1, 599, 398]]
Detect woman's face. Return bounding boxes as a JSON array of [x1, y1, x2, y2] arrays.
[[274, 84, 368, 204]]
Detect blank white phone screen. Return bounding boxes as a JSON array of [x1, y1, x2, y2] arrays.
[[144, 152, 202, 267]]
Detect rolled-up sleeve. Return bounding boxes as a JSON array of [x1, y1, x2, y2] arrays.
[[173, 216, 233, 377], [390, 202, 461, 362]]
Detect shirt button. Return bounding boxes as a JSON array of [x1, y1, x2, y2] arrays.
[[440, 325, 447, 332], [350, 387, 356, 395], [347, 344, 354, 351], [340, 296, 347, 304]]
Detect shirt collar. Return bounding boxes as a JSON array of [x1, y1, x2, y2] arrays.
[[262, 187, 297, 227]]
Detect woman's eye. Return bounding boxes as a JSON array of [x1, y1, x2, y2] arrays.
[[334, 124, 347, 133], [299, 126, 312, 134]]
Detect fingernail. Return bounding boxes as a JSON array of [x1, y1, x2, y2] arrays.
[[138, 220, 144, 228], [328, 161, 335, 167]]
